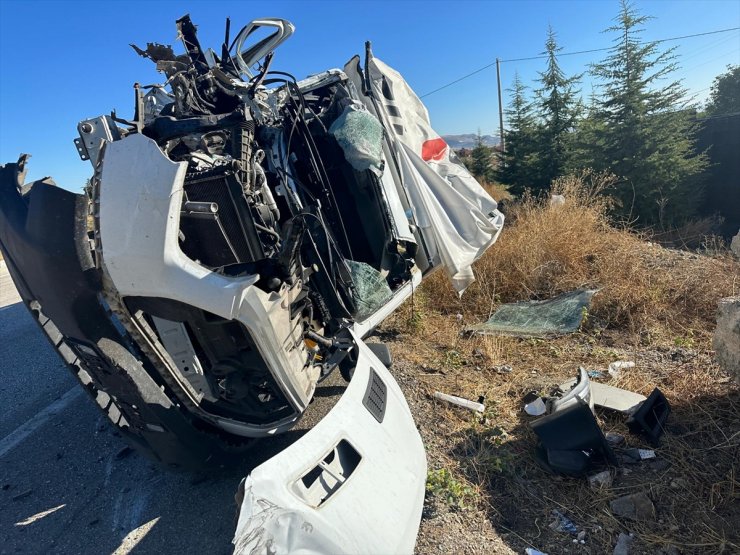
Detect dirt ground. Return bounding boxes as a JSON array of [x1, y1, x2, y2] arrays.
[[374, 309, 739, 555]]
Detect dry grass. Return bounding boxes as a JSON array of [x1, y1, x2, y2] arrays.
[[423, 170, 738, 339], [380, 171, 739, 553]]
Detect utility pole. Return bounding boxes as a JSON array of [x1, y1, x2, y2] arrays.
[[496, 57, 505, 157]]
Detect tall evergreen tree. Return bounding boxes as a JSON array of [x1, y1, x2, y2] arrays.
[[497, 73, 540, 195], [568, 86, 607, 173], [589, 0, 707, 225], [534, 26, 582, 190], [705, 65, 740, 116], [470, 130, 493, 182]]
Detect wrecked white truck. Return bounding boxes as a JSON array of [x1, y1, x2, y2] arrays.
[[0, 15, 503, 553]]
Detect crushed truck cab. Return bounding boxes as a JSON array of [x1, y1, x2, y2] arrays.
[[0, 14, 503, 554]]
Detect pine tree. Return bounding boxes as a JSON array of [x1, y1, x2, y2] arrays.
[[568, 87, 607, 173], [589, 0, 707, 226], [705, 65, 740, 116], [497, 73, 540, 195], [534, 26, 582, 190], [470, 130, 493, 182]]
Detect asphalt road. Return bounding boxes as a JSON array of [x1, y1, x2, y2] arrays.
[[0, 262, 345, 554]]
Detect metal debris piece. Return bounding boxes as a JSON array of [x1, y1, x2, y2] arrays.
[[549, 509, 578, 534], [433, 391, 485, 413]]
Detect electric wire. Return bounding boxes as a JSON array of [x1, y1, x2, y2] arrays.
[[420, 26, 740, 98]]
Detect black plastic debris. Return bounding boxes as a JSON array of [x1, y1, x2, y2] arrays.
[[626, 388, 671, 446], [531, 399, 617, 476]]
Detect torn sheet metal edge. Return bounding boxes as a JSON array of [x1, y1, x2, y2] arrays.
[[232, 331, 426, 555], [559, 377, 646, 415]]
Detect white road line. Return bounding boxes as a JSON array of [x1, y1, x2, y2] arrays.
[[0, 387, 84, 458]]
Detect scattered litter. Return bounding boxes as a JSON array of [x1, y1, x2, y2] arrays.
[[549, 509, 578, 534], [525, 548, 549, 555], [577, 530, 586, 542], [588, 370, 607, 379], [433, 391, 485, 413], [11, 489, 32, 501], [464, 289, 598, 338], [608, 360, 635, 378], [588, 470, 613, 489], [605, 432, 625, 446], [613, 532, 633, 555], [493, 364, 513, 374], [531, 366, 670, 475], [623, 447, 655, 461], [524, 397, 547, 416], [610, 492, 655, 521]]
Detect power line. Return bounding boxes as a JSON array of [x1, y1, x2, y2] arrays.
[[420, 26, 740, 98], [419, 61, 498, 98]]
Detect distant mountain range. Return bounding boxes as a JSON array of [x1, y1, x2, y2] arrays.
[[442, 134, 500, 149]]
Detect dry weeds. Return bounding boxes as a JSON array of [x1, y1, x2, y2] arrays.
[[423, 170, 738, 337]]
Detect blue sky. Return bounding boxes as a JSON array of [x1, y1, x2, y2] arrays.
[[1, 0, 738, 190]]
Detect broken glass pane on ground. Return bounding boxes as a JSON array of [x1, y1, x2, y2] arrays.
[[465, 289, 598, 338]]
